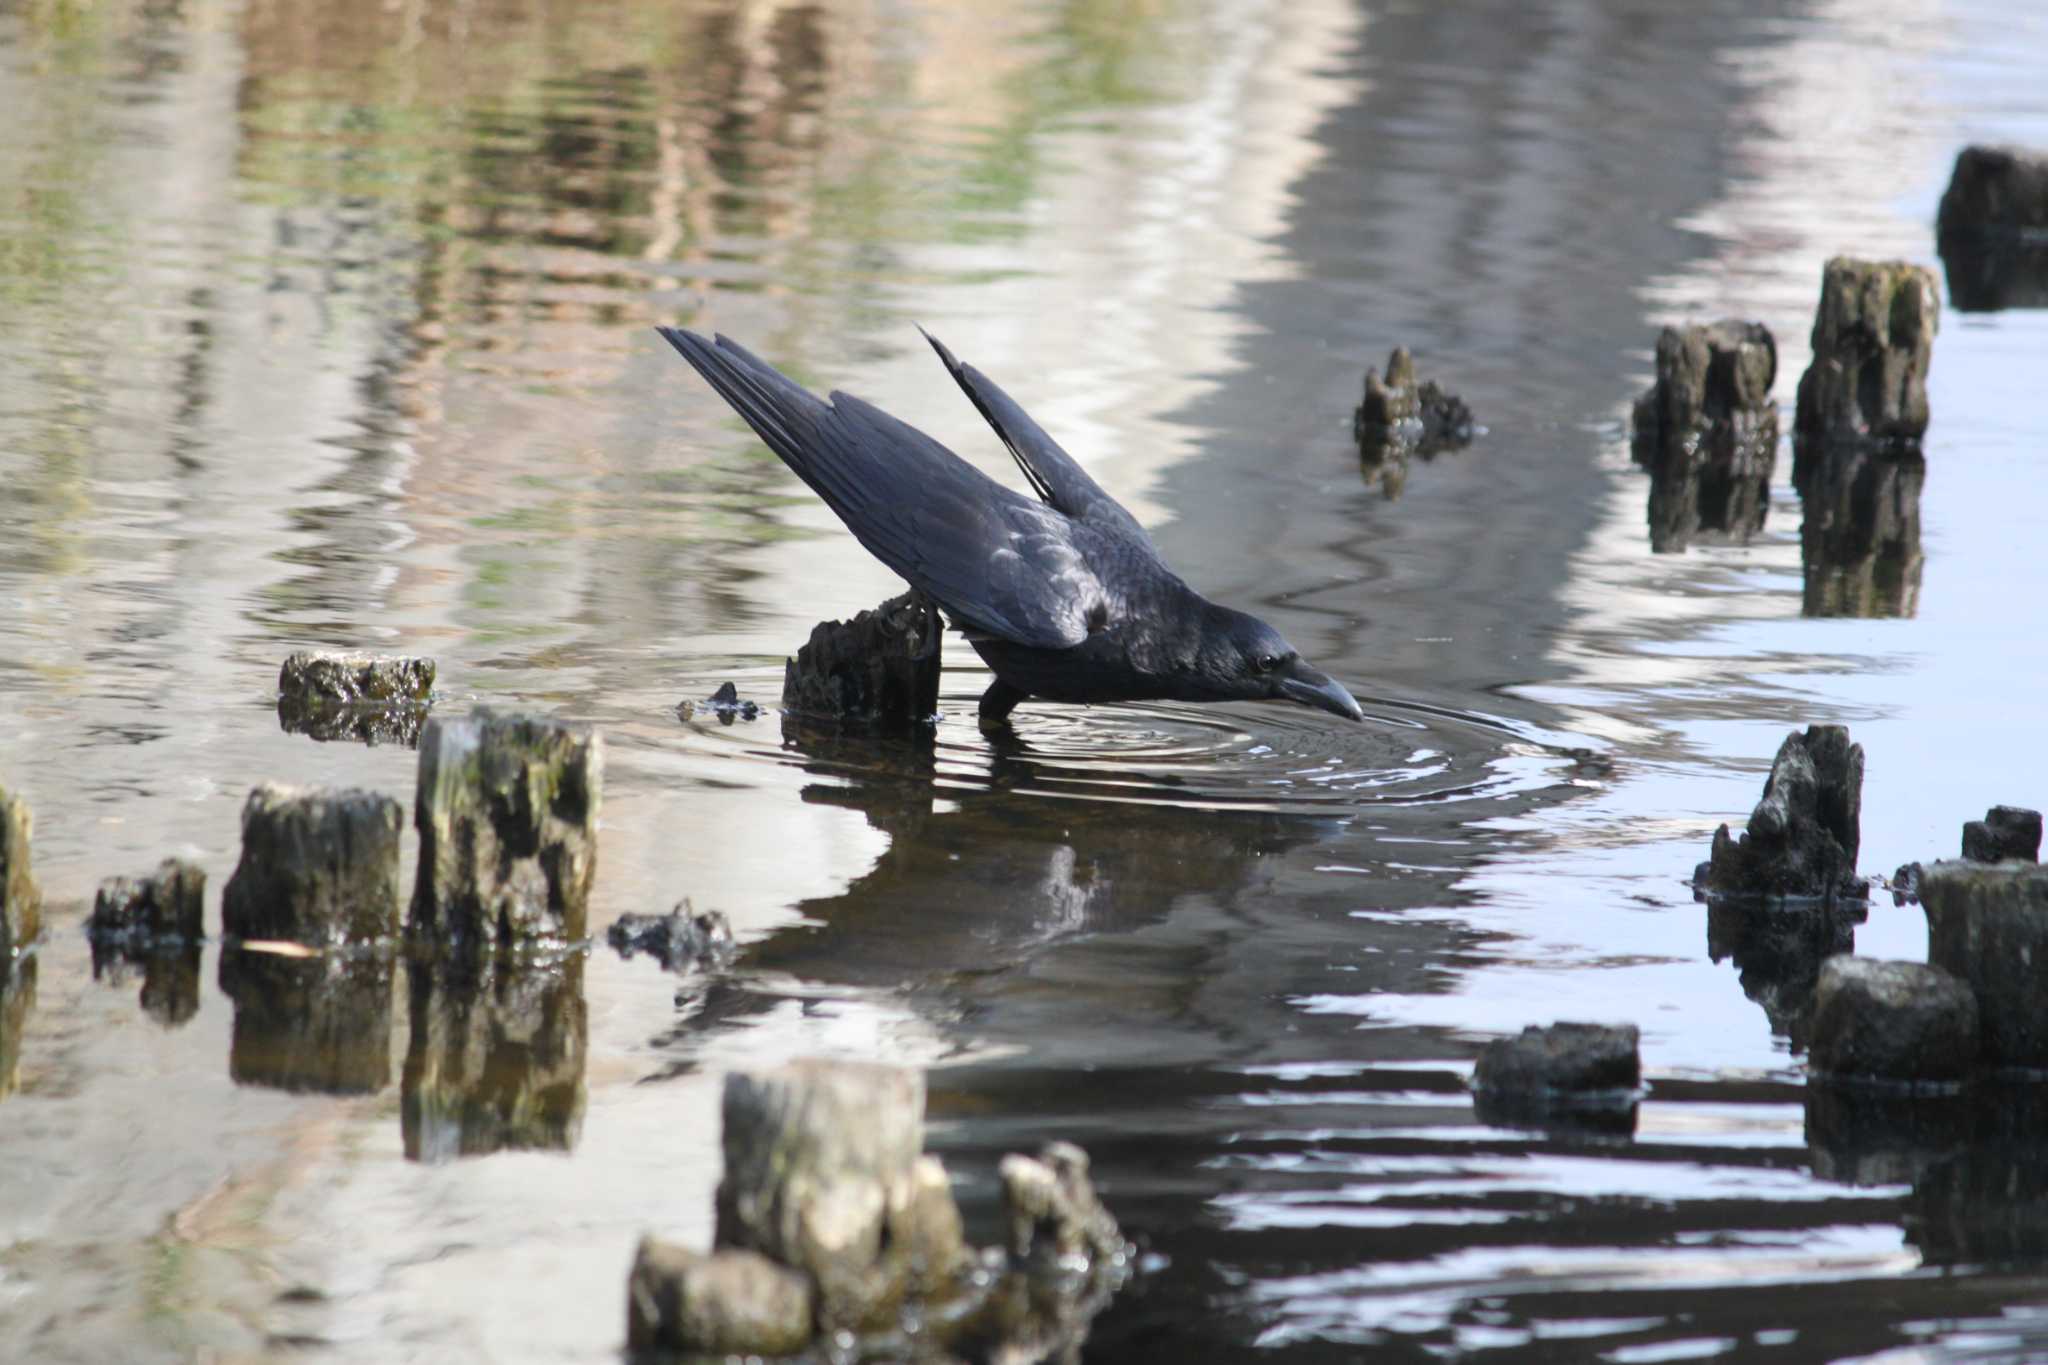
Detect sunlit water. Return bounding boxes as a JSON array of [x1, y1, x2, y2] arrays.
[[2, 0, 2047, 1360]]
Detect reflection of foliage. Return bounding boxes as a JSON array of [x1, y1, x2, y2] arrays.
[[1, 0, 1206, 646], [0, 0, 157, 574], [1029, 0, 1192, 113]]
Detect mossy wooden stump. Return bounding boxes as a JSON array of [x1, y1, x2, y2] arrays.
[[1792, 258, 1939, 472], [221, 784, 404, 946], [409, 709, 603, 948], [0, 785, 41, 959]]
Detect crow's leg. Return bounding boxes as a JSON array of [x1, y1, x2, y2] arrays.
[[978, 678, 1028, 728]]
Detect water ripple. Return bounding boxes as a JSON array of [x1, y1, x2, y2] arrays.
[[664, 668, 1582, 817]]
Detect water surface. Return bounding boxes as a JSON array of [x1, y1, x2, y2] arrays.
[[2, 0, 2046, 1360]]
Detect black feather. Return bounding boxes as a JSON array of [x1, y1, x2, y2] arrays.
[[654, 324, 1364, 725]]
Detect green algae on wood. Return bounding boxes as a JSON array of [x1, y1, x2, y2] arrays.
[[408, 709, 603, 947], [1793, 257, 1940, 462], [1, 785, 42, 959]]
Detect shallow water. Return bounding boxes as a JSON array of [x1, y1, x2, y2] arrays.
[[2, 0, 2047, 1360]]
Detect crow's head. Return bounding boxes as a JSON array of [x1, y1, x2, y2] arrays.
[[1193, 606, 1363, 721]]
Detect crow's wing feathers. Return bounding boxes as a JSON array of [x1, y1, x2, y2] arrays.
[[658, 327, 1097, 650], [920, 329, 1153, 547]]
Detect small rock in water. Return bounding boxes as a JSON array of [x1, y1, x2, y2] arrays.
[[1891, 861, 1925, 905], [1936, 144, 2048, 311], [1806, 955, 1979, 1084], [278, 651, 435, 705], [1, 784, 42, 959], [1352, 346, 1475, 488], [1473, 1021, 1641, 1095], [1001, 1140, 1128, 1269], [782, 591, 942, 728], [679, 681, 760, 725], [1961, 805, 2041, 863], [1697, 725, 1865, 901], [90, 859, 206, 943], [1920, 859, 2048, 1068], [409, 709, 603, 948], [221, 784, 404, 947], [606, 902, 734, 973], [626, 1240, 815, 1357], [1792, 257, 1939, 462], [1630, 319, 1778, 553]]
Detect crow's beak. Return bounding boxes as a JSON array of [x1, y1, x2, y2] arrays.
[[1277, 661, 1364, 722]]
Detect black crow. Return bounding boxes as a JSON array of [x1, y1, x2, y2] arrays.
[[656, 326, 1363, 727]]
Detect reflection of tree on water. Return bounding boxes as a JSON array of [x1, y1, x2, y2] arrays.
[[220, 946, 394, 1096], [402, 952, 588, 1163], [1796, 445, 1925, 619], [90, 940, 200, 1028], [1905, 1080, 2048, 1266], [0, 957, 35, 1102], [1807, 1079, 2048, 1268], [1704, 898, 1865, 1047]]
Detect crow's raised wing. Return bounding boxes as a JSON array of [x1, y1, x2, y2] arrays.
[[920, 329, 1154, 549], [658, 327, 1101, 650]]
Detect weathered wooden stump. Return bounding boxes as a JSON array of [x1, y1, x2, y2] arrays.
[[1936, 144, 2048, 311], [221, 784, 404, 946], [1698, 725, 1865, 900], [1353, 345, 1475, 486], [90, 859, 206, 942], [1806, 956, 1978, 1083], [1, 785, 41, 959], [1473, 1021, 1641, 1095], [1961, 806, 2041, 864], [715, 1059, 958, 1326], [409, 709, 603, 947], [628, 1056, 1126, 1359], [277, 651, 436, 747], [626, 1240, 815, 1357], [782, 592, 943, 728], [1920, 859, 2048, 1068], [1792, 257, 1939, 468], [279, 651, 435, 706]]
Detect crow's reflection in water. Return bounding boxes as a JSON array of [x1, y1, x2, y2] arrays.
[[740, 716, 1322, 991]]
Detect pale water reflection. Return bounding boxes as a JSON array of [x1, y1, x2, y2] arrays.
[[1, 0, 2047, 1360]]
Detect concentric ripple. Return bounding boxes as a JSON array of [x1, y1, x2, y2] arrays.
[[658, 667, 1590, 817]]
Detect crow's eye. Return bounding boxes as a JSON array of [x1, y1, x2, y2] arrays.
[[1254, 653, 1282, 673]]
